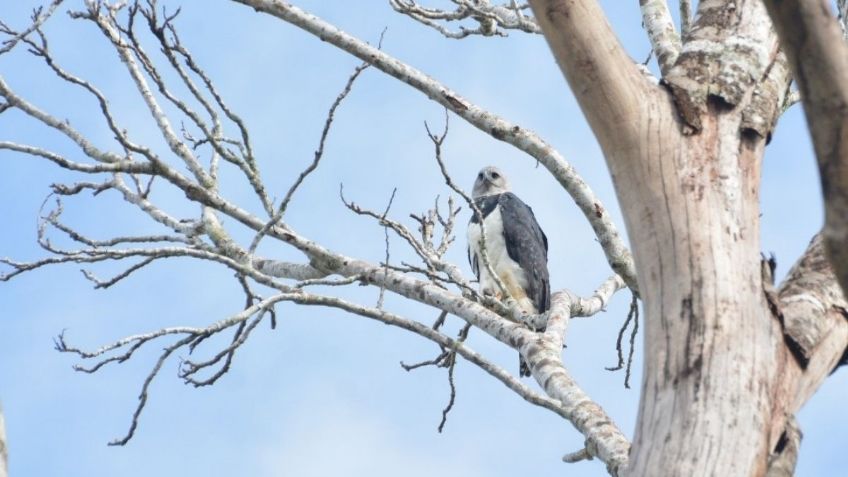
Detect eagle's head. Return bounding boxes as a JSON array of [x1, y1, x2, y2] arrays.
[[472, 166, 510, 198]]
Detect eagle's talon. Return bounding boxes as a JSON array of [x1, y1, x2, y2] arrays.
[[481, 287, 503, 301]]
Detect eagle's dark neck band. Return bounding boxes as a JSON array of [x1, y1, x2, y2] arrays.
[[470, 194, 502, 224]]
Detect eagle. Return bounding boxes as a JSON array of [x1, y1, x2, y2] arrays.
[[467, 166, 550, 377]]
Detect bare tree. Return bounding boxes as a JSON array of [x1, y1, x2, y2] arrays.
[[1, 1, 846, 477]]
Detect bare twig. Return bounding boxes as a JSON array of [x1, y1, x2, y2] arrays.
[[388, 0, 540, 38], [0, 0, 65, 56], [377, 188, 398, 309], [438, 355, 458, 432], [340, 184, 483, 302], [1, 2, 634, 466], [782, 89, 801, 114], [81, 257, 158, 289], [425, 111, 508, 301], [249, 59, 372, 254], [232, 0, 639, 293], [55, 293, 290, 444], [563, 446, 592, 463], [606, 292, 640, 388], [401, 310, 471, 433]]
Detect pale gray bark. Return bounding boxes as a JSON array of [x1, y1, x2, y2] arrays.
[[639, 0, 680, 76], [664, 0, 778, 133], [527, 0, 847, 475], [763, 0, 848, 299], [388, 0, 541, 37]]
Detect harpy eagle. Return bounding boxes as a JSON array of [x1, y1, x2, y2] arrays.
[[467, 166, 550, 377]]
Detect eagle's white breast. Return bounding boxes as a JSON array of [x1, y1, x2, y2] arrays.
[[467, 207, 534, 313]]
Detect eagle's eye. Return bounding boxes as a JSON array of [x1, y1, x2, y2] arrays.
[[491, 172, 500, 179]]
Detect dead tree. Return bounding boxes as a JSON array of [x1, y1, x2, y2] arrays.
[[0, 1, 846, 476]]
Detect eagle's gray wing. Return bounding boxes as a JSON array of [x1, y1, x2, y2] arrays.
[[498, 192, 550, 313]]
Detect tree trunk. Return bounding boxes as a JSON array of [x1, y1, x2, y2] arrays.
[[622, 99, 780, 477], [529, 0, 847, 475]]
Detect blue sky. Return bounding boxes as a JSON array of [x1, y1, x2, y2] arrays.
[[0, 1, 845, 476]]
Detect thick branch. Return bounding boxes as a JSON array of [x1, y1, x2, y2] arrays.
[[764, 0, 848, 298], [768, 234, 848, 450], [639, 0, 680, 76], [255, 235, 632, 471], [665, 0, 778, 131], [522, 286, 630, 475], [290, 291, 568, 419], [528, 0, 651, 144]]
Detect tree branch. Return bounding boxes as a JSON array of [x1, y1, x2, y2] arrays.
[[388, 0, 540, 38], [0, 0, 64, 56], [679, 0, 692, 37], [767, 234, 848, 450], [522, 282, 631, 475], [639, 0, 680, 76], [2, 3, 633, 466], [528, 0, 652, 144], [76, 3, 213, 188], [249, 59, 371, 254], [664, 0, 779, 132], [763, 0, 848, 298]]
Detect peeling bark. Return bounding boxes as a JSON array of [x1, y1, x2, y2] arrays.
[[664, 0, 778, 132], [741, 50, 791, 141], [778, 235, 847, 364], [769, 235, 848, 450]]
